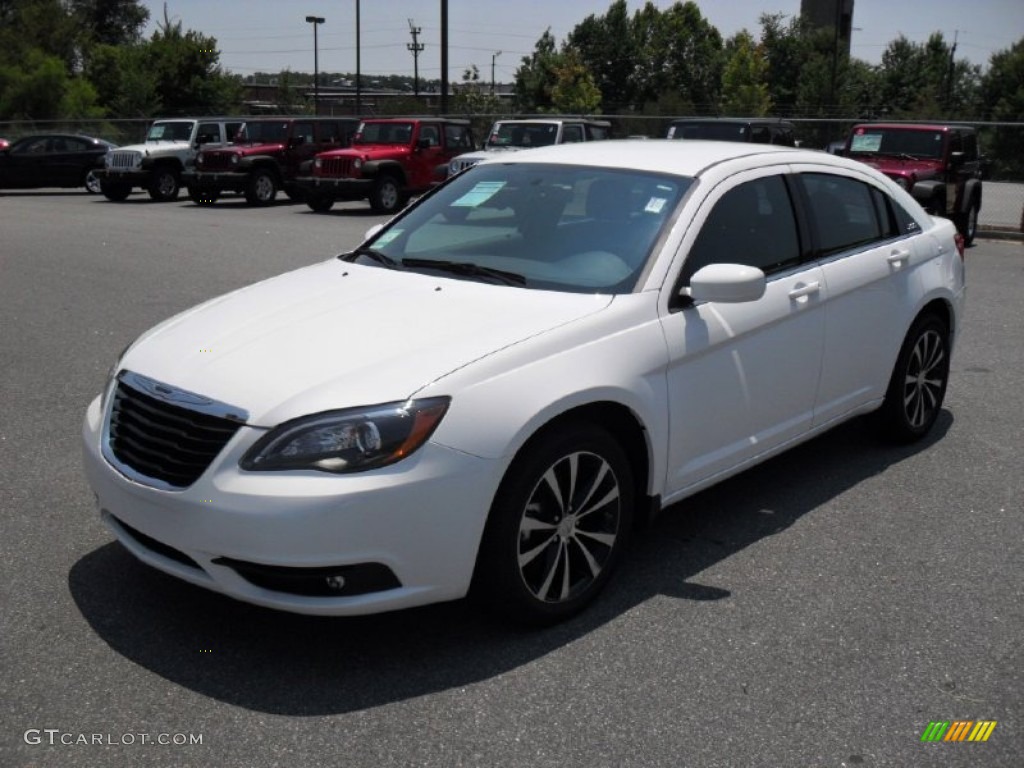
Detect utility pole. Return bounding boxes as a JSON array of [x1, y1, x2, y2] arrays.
[[946, 30, 959, 112], [407, 19, 424, 97], [491, 50, 501, 95], [440, 0, 448, 114]]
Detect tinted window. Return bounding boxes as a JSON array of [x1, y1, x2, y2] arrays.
[[683, 175, 801, 282], [800, 173, 885, 256], [419, 124, 440, 147], [561, 125, 585, 143], [293, 122, 315, 144], [962, 132, 978, 161], [586, 124, 609, 141], [444, 124, 473, 149], [196, 122, 221, 145], [750, 126, 771, 144], [226, 122, 244, 142], [669, 122, 749, 141]]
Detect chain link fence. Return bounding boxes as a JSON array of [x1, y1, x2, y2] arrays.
[[2, 115, 1021, 234]]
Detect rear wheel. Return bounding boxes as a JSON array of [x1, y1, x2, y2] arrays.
[[84, 169, 101, 194], [100, 180, 131, 201], [369, 175, 403, 213], [878, 314, 950, 442], [147, 167, 180, 201], [473, 423, 633, 625], [245, 169, 277, 205]]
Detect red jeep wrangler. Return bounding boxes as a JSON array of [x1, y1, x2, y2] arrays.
[[844, 123, 983, 244], [295, 118, 475, 213], [183, 117, 359, 205]]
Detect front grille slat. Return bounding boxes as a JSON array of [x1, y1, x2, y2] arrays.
[[199, 153, 234, 171], [106, 377, 243, 489], [320, 157, 353, 177]]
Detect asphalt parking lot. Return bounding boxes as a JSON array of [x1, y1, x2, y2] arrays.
[[1, 189, 1021, 767]]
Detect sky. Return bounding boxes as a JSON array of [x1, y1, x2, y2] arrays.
[[139, 0, 1024, 81]]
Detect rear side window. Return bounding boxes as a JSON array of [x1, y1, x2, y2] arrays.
[[800, 173, 887, 256], [561, 125, 585, 143], [586, 124, 609, 140], [444, 124, 473, 149], [683, 175, 801, 282]]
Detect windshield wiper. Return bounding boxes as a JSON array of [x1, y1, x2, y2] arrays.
[[401, 258, 526, 286], [340, 247, 402, 269]]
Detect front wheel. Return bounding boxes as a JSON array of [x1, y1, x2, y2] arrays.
[[956, 200, 978, 247], [878, 314, 950, 442], [245, 169, 277, 205], [369, 175, 403, 213], [147, 167, 180, 201], [473, 423, 634, 625]]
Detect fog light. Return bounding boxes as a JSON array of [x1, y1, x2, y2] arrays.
[[325, 575, 347, 590]]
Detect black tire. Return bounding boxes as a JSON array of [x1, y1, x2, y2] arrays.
[[878, 313, 950, 443], [187, 186, 220, 205], [245, 169, 277, 205], [306, 193, 334, 213], [369, 175, 403, 214], [957, 200, 978, 246], [473, 423, 634, 625], [100, 180, 131, 202], [283, 186, 307, 202], [147, 167, 180, 201], [84, 169, 102, 194]]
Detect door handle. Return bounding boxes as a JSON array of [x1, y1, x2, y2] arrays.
[[887, 247, 911, 266], [788, 281, 820, 300]]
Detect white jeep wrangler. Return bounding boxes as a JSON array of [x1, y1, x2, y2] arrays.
[[97, 117, 243, 202]]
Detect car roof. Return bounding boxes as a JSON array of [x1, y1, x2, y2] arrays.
[[852, 122, 973, 133], [475, 139, 830, 177], [669, 117, 794, 126]]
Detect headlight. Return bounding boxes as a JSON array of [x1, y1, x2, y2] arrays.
[[230, 154, 239, 165], [240, 397, 450, 474], [99, 342, 134, 413], [449, 159, 459, 174], [314, 157, 323, 170], [893, 176, 910, 191], [196, 154, 204, 166], [353, 157, 363, 170]]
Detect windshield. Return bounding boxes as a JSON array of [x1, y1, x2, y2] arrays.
[[486, 123, 560, 149], [355, 122, 414, 145], [668, 122, 749, 141], [848, 128, 945, 159], [359, 163, 690, 294], [146, 122, 193, 142], [236, 121, 289, 143]]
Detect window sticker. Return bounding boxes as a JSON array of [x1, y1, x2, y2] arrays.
[[850, 133, 882, 152], [451, 180, 506, 207], [645, 197, 667, 214], [375, 230, 402, 246]]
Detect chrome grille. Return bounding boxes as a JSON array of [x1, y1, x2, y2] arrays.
[[320, 157, 355, 177], [107, 151, 141, 170], [107, 376, 243, 489], [199, 152, 235, 171], [450, 157, 481, 174]]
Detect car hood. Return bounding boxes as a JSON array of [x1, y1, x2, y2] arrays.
[[121, 259, 613, 426], [335, 143, 411, 159], [849, 154, 944, 180]]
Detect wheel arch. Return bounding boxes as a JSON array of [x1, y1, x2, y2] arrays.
[[499, 400, 657, 530]]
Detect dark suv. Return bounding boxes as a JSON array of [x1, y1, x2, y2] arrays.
[[843, 123, 983, 244], [294, 118, 475, 213], [667, 118, 796, 146], [183, 117, 359, 205]]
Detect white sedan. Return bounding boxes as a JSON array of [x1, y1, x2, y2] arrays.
[[81, 141, 966, 624]]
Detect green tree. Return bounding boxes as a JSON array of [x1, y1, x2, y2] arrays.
[[980, 38, 1024, 177], [566, 0, 636, 111], [721, 30, 771, 116], [550, 50, 602, 114], [514, 29, 561, 112]]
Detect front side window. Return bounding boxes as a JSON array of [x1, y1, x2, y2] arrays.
[[561, 125, 585, 143], [356, 163, 690, 294], [445, 124, 473, 149], [419, 125, 440, 147], [800, 173, 886, 256], [238, 122, 289, 143], [682, 175, 801, 283], [356, 122, 414, 145]]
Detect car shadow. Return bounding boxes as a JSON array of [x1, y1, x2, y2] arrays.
[[68, 411, 952, 715]]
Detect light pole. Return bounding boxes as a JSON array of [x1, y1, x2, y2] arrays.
[[305, 15, 325, 114], [491, 50, 501, 95]]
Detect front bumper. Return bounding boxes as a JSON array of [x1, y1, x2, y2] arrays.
[[95, 168, 152, 186], [182, 169, 250, 193], [81, 394, 501, 616], [293, 175, 372, 200]]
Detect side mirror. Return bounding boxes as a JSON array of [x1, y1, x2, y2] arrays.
[[682, 263, 766, 304]]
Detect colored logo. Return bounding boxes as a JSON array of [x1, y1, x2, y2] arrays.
[[920, 721, 997, 742]]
